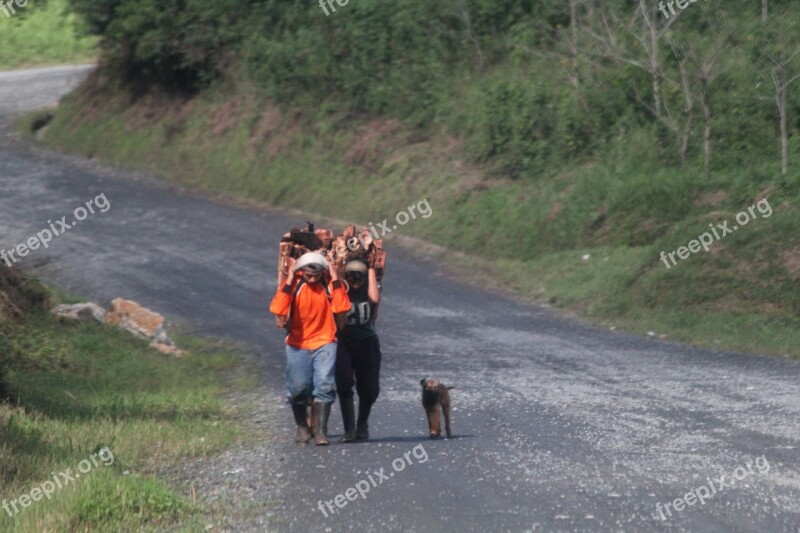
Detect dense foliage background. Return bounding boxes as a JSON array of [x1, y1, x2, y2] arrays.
[[65, 0, 800, 181]]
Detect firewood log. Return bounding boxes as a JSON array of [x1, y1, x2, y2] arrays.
[[274, 222, 388, 328]]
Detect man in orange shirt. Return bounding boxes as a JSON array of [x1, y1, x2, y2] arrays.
[[270, 251, 350, 445]]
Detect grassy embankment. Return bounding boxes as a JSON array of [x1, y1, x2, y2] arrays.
[[27, 70, 800, 360], [0, 0, 96, 70], [0, 266, 260, 531]]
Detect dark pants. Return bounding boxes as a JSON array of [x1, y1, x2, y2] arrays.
[[335, 335, 381, 404]]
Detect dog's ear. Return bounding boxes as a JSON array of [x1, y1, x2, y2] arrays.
[[420, 379, 427, 386], [447, 386, 454, 390]]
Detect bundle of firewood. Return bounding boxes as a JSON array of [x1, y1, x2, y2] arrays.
[[276, 222, 387, 289]]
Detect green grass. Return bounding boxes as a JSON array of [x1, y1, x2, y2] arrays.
[[449, 244, 800, 358], [0, 0, 97, 69], [31, 81, 800, 361], [0, 287, 258, 531]]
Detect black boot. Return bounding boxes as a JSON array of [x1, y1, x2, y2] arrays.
[[291, 403, 311, 444], [356, 400, 372, 441], [313, 401, 331, 446], [340, 396, 356, 443]]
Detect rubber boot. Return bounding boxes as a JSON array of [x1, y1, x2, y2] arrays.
[[339, 396, 357, 443], [313, 401, 331, 446], [291, 403, 311, 444], [356, 400, 372, 441]]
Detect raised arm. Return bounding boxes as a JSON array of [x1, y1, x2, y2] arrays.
[[269, 259, 299, 316], [327, 259, 350, 314], [367, 266, 380, 304]]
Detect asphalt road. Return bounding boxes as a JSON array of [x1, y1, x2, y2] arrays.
[[1, 66, 799, 533]]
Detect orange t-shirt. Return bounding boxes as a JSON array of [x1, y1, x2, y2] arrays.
[[270, 279, 350, 349]]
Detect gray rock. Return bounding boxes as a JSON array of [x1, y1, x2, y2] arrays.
[[50, 303, 107, 323]]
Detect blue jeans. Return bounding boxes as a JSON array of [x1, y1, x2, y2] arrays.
[[285, 342, 337, 404]]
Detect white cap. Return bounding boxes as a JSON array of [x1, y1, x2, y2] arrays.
[[344, 260, 368, 273], [294, 252, 329, 272]]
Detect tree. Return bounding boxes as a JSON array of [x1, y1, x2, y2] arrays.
[[671, 21, 733, 177], [586, 0, 681, 119], [456, 0, 485, 69], [585, 0, 702, 164], [753, 11, 800, 176], [770, 48, 800, 176]]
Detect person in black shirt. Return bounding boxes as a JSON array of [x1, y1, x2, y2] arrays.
[[336, 259, 381, 441]]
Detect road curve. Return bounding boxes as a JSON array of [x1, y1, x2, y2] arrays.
[[1, 66, 799, 533]]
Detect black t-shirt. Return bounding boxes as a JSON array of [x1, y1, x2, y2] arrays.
[[342, 282, 378, 341]]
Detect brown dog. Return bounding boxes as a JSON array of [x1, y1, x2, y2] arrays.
[[420, 378, 453, 439]]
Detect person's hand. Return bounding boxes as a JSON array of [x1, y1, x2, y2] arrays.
[[289, 258, 307, 281], [359, 228, 374, 249], [324, 249, 337, 267], [328, 263, 340, 281], [369, 249, 385, 269]]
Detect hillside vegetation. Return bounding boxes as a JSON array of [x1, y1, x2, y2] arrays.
[[38, 0, 800, 357], [0, 0, 96, 69]]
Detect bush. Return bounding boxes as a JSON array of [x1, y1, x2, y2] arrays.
[[69, 0, 245, 91]]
